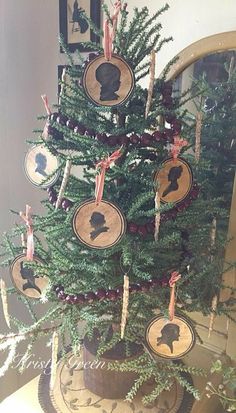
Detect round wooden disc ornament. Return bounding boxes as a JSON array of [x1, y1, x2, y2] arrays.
[[154, 158, 193, 205], [145, 314, 196, 360], [10, 254, 48, 299], [72, 199, 126, 249], [82, 54, 135, 107], [24, 144, 60, 188], [38, 348, 194, 413]]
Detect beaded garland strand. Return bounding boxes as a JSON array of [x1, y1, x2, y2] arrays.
[[47, 61, 200, 232], [46, 54, 182, 147], [53, 273, 170, 306], [47, 182, 200, 237]]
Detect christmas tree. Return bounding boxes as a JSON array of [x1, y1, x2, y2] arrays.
[[0, 2, 235, 408]]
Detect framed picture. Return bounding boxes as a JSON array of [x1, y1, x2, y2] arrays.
[[59, 0, 101, 52]]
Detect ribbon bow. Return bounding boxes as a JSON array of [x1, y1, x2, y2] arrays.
[[103, 0, 122, 61], [95, 148, 122, 205], [20, 205, 34, 261], [168, 271, 181, 321], [171, 135, 188, 160]]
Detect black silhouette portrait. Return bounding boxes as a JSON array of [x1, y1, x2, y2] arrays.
[[89, 212, 109, 241], [71, 1, 89, 34], [162, 165, 183, 198], [156, 323, 180, 354], [95, 63, 121, 101], [35, 153, 48, 177], [20, 261, 42, 295]]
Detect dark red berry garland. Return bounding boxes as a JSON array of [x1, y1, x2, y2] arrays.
[[52, 275, 169, 305], [46, 111, 176, 147], [47, 182, 200, 235]]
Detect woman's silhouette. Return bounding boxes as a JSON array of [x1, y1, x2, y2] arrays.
[[156, 323, 180, 354], [95, 63, 121, 101], [89, 212, 109, 240], [35, 153, 48, 177], [162, 165, 183, 198]]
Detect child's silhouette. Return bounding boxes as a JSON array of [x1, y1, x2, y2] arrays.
[[95, 63, 121, 101]]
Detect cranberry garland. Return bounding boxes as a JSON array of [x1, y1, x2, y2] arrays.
[[46, 59, 181, 147], [47, 111, 176, 147], [47, 182, 200, 235], [47, 72, 199, 233], [53, 275, 169, 305]]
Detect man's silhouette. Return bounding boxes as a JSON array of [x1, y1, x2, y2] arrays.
[[89, 212, 109, 241]]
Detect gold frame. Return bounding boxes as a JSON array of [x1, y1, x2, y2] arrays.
[[164, 31, 236, 357], [166, 31, 236, 80]]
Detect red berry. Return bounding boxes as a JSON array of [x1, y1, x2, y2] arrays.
[[138, 225, 147, 237], [129, 134, 140, 144], [95, 289, 106, 300], [128, 222, 138, 234], [106, 289, 118, 301], [141, 133, 152, 146], [152, 131, 162, 142], [85, 292, 96, 303]]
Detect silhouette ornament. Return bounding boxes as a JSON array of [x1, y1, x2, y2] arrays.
[[154, 157, 193, 205], [82, 54, 135, 107], [72, 199, 126, 249], [10, 254, 48, 299], [145, 314, 196, 359]]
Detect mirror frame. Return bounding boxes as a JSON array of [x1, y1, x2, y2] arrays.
[[166, 31, 236, 81], [165, 31, 236, 304]]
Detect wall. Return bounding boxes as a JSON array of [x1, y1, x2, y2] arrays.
[[0, 0, 236, 401]]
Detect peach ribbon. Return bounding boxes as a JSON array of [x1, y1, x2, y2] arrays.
[[20, 205, 34, 261], [168, 271, 181, 321], [171, 135, 188, 160], [103, 0, 122, 60], [95, 148, 122, 205], [41, 94, 51, 140]]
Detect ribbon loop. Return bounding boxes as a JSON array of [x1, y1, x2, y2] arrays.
[[20, 205, 34, 261], [41, 94, 52, 140], [95, 148, 122, 205], [168, 271, 181, 321], [103, 0, 122, 60]]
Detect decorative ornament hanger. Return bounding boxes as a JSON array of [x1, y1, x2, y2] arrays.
[[103, 0, 122, 61], [95, 148, 122, 205], [170, 135, 188, 160], [20, 204, 34, 261]]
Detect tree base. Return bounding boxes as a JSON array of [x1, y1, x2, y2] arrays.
[[83, 331, 143, 399]]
